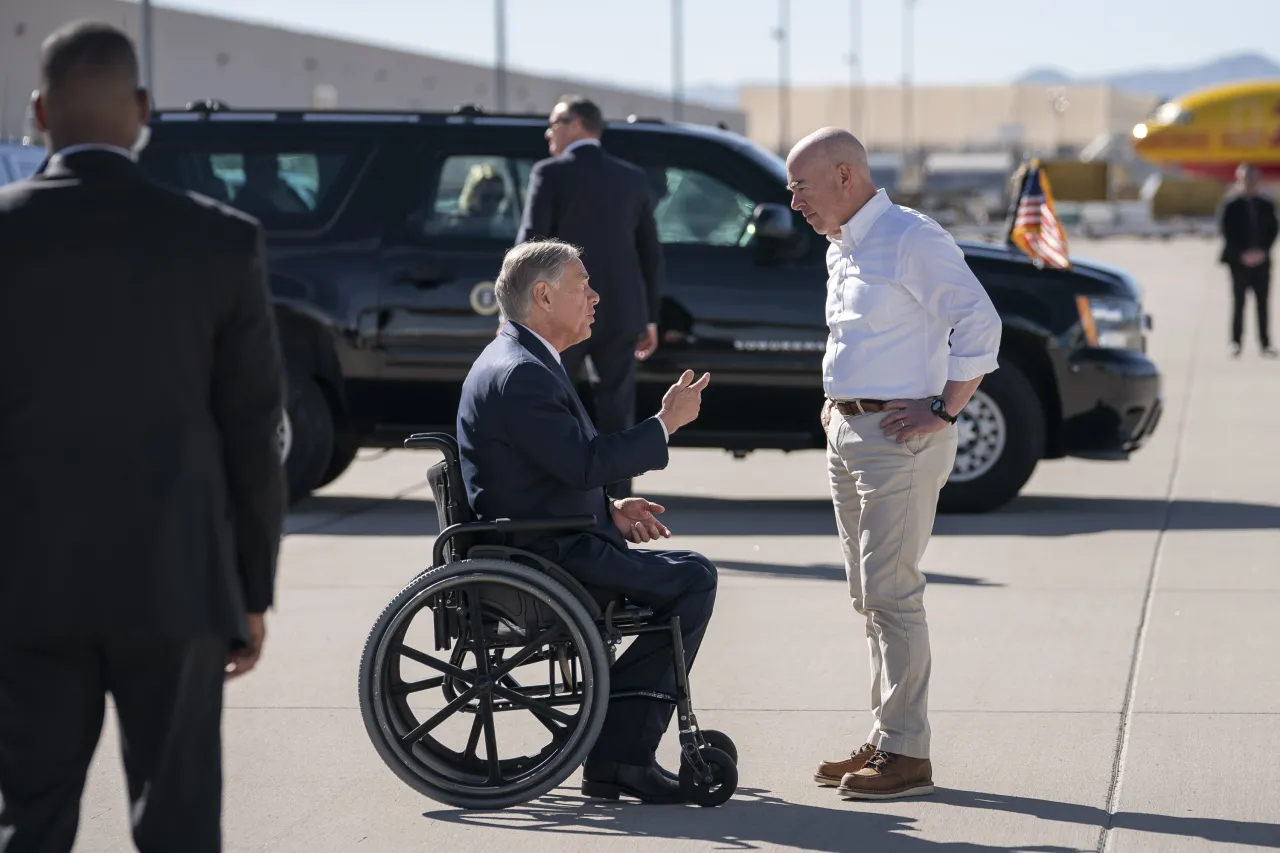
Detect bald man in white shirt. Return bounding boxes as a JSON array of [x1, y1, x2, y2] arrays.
[[787, 128, 1001, 801]]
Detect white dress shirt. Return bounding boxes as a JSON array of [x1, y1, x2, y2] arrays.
[[511, 322, 668, 442], [562, 138, 601, 156], [823, 189, 1001, 401]]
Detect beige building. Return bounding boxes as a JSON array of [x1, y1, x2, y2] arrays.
[[740, 83, 1161, 157], [1, 0, 744, 140]]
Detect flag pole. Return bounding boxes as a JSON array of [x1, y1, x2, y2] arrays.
[[1003, 157, 1033, 247]]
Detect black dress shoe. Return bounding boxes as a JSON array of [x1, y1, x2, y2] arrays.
[[582, 760, 685, 804]]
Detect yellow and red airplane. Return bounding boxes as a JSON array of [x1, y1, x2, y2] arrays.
[[1131, 79, 1280, 182]]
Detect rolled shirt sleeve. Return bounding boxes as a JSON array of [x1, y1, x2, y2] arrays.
[[897, 220, 1002, 382]]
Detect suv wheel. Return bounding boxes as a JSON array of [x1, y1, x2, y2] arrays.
[[284, 371, 335, 504], [314, 434, 360, 490], [937, 359, 1044, 514]]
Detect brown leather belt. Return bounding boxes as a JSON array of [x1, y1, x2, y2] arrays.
[[831, 398, 888, 415]]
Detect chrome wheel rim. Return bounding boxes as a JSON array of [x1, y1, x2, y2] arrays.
[[278, 410, 292, 463], [950, 389, 1006, 483]]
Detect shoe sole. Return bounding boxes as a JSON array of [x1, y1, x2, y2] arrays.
[[837, 783, 936, 801], [581, 780, 684, 805], [813, 774, 843, 787]]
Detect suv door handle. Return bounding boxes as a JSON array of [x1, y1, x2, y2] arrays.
[[394, 263, 454, 287]]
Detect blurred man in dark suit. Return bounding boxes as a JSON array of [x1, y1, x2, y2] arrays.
[[0, 21, 285, 852], [1219, 162, 1278, 358], [516, 95, 667, 497]]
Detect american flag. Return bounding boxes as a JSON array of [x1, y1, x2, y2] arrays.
[[1010, 159, 1070, 269]]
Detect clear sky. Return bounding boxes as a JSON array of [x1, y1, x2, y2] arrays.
[[157, 0, 1279, 92]]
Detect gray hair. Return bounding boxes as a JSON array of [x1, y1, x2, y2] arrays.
[[494, 239, 581, 323]]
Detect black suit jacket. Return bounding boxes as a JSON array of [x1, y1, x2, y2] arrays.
[[457, 323, 668, 559], [1219, 192, 1279, 266], [0, 149, 286, 645], [516, 143, 665, 336]]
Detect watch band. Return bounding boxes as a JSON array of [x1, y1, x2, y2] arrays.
[[931, 397, 957, 424]]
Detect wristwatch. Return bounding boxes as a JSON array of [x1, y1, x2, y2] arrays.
[[929, 396, 957, 425]]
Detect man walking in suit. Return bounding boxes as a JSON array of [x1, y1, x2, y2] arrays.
[[1219, 162, 1278, 358], [516, 95, 667, 498], [457, 238, 715, 804], [0, 21, 285, 852], [786, 128, 1001, 800]]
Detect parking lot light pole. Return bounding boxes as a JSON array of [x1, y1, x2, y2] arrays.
[[774, 0, 790, 156], [672, 0, 684, 121], [494, 0, 508, 112], [140, 0, 154, 93]]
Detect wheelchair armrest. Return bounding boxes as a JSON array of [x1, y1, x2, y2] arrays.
[[433, 516, 596, 568], [492, 516, 596, 535], [404, 432, 459, 466]]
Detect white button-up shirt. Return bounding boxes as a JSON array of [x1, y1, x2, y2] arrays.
[[823, 189, 1002, 401]]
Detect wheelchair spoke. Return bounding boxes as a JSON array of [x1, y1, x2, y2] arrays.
[[398, 683, 483, 747], [492, 683, 577, 728], [391, 675, 446, 695], [398, 645, 478, 686], [462, 713, 484, 763], [466, 585, 503, 785]]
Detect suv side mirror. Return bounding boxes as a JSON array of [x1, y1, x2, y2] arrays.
[[750, 202, 796, 241]]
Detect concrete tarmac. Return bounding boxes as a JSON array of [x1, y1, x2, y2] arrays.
[[72, 237, 1280, 851]]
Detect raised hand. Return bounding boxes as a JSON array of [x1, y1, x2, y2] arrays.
[[658, 369, 711, 435]]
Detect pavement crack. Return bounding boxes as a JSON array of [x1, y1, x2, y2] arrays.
[[1095, 278, 1204, 853]]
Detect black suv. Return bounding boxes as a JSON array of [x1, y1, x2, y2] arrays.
[[138, 103, 1163, 513]]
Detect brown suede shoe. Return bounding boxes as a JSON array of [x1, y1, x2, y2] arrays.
[[813, 742, 876, 787], [837, 749, 935, 800]]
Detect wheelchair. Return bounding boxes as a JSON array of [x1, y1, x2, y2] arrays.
[[357, 432, 738, 810]]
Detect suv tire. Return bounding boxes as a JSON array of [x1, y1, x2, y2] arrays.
[[937, 359, 1043, 515], [315, 434, 360, 490], [284, 370, 335, 504]]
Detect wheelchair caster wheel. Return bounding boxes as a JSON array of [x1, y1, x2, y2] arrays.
[[699, 729, 738, 765], [679, 746, 737, 807]]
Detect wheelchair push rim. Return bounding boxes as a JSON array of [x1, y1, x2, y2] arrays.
[[362, 561, 610, 808]]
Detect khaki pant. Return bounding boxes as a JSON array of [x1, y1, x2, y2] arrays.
[[825, 409, 957, 760]]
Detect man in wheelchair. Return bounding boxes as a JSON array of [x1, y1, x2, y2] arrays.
[[456, 238, 718, 804]]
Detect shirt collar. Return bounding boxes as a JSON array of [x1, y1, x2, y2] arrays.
[[562, 138, 601, 156], [510, 321, 561, 364], [830, 188, 892, 248], [51, 143, 137, 163]]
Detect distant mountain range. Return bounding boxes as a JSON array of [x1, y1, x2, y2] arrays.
[[1015, 52, 1280, 98]]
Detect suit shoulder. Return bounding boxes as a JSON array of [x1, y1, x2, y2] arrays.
[[170, 188, 263, 239]]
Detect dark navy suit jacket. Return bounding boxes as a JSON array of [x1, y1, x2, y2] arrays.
[[515, 143, 665, 337], [457, 322, 669, 577]]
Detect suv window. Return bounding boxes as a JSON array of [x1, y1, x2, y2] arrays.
[[651, 167, 756, 247], [143, 142, 364, 231], [421, 154, 527, 242]]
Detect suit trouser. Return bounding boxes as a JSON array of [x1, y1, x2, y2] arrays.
[[1229, 261, 1271, 348], [825, 409, 957, 760], [561, 329, 639, 498], [0, 637, 228, 853], [564, 548, 717, 767]]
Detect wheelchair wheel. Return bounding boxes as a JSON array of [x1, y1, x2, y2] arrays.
[[698, 729, 738, 766], [359, 558, 611, 810], [679, 746, 737, 807]]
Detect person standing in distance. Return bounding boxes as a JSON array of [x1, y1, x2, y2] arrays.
[[0, 21, 285, 852], [516, 95, 666, 498], [786, 127, 1001, 801], [1219, 162, 1278, 358]]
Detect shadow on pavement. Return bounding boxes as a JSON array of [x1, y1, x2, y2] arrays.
[[714, 560, 1002, 586], [424, 784, 1280, 850], [285, 493, 1280, 538]]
